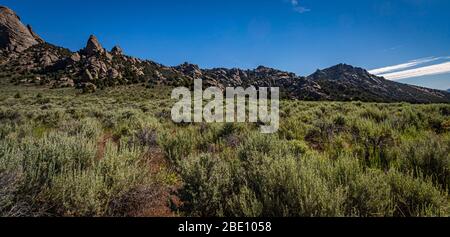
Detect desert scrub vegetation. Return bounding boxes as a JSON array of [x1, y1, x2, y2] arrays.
[[0, 126, 155, 216], [0, 85, 449, 217]]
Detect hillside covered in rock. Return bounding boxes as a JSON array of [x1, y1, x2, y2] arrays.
[[1, 6, 449, 103]]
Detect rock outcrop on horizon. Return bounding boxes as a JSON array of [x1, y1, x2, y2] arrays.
[[0, 6, 41, 54], [306, 64, 450, 103], [0, 5, 449, 103]]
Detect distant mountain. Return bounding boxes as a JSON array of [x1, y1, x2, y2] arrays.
[[1, 6, 450, 103], [447, 89, 450, 93]]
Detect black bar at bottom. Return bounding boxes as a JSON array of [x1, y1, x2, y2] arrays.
[[0, 218, 447, 236]]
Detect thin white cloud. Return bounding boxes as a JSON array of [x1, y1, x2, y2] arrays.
[[289, 0, 310, 13], [378, 61, 450, 80], [369, 57, 441, 75], [381, 45, 403, 52]]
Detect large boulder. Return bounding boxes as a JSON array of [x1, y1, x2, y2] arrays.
[[81, 69, 94, 81], [107, 68, 121, 79], [39, 51, 59, 67], [81, 82, 97, 93], [0, 6, 41, 53], [175, 62, 203, 78], [69, 52, 81, 62], [111, 45, 123, 56]]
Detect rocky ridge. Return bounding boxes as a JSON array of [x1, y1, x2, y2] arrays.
[[1, 5, 449, 103], [306, 64, 450, 103]]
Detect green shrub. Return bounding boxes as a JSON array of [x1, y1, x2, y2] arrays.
[[45, 143, 149, 216], [388, 170, 448, 217], [239, 153, 347, 217], [19, 133, 97, 197], [35, 110, 67, 127], [159, 128, 197, 167], [345, 169, 394, 216], [0, 109, 22, 123], [350, 119, 395, 169], [47, 169, 109, 216], [390, 107, 426, 131], [360, 107, 388, 123], [179, 154, 233, 216], [178, 133, 349, 217], [0, 170, 29, 217]]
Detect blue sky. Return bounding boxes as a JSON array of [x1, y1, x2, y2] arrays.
[[3, 0, 450, 90]]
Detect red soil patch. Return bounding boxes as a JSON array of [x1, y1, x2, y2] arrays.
[[132, 147, 181, 217]]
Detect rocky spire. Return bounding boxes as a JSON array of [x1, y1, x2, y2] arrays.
[[83, 34, 105, 55], [0, 6, 42, 52]]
